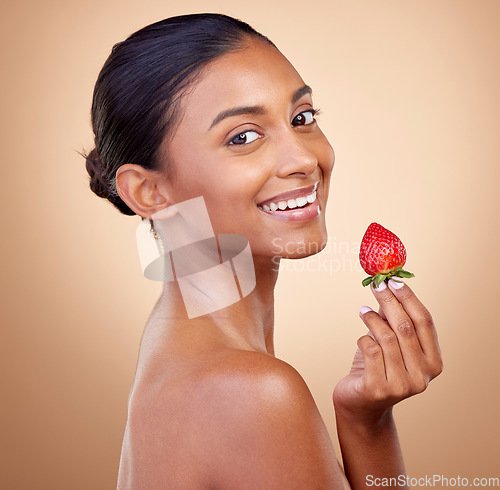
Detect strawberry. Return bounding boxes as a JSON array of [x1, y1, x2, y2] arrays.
[[359, 222, 414, 287]]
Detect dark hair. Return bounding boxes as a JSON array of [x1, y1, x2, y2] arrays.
[[83, 13, 275, 216]]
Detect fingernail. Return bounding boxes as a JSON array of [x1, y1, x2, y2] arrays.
[[372, 281, 387, 292], [388, 277, 405, 289], [359, 305, 373, 315]]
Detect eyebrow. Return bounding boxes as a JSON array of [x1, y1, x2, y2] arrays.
[[208, 84, 313, 130], [292, 84, 312, 104]]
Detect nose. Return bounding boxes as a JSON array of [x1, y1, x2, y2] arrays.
[[275, 128, 318, 178]]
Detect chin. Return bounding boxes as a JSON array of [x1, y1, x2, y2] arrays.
[[282, 239, 328, 259], [262, 227, 329, 260]]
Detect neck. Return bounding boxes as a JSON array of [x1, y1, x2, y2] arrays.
[[220, 255, 279, 355], [158, 255, 280, 356]]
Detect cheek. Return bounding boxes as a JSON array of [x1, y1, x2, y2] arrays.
[[167, 153, 224, 203], [171, 165, 261, 234], [167, 162, 205, 201]]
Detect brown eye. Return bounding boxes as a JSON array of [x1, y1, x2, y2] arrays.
[[292, 110, 315, 127], [229, 130, 260, 145]]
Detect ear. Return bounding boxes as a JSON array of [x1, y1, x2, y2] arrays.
[[115, 164, 170, 218]]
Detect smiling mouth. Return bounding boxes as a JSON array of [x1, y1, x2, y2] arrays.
[[257, 189, 317, 212]]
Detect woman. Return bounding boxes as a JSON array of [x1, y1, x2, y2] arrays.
[[84, 13, 443, 489]]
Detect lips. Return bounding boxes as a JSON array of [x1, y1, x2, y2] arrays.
[[257, 182, 319, 211], [256, 182, 321, 222]]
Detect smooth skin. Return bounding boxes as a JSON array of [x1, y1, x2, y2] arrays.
[[114, 38, 442, 489]]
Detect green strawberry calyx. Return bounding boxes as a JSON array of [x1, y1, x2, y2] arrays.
[[362, 266, 415, 288]]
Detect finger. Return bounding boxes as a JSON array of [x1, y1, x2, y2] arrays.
[[370, 281, 425, 375], [360, 307, 407, 382], [357, 334, 386, 385], [386, 278, 442, 364], [377, 306, 388, 321]]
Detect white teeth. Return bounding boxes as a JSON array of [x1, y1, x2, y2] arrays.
[[306, 191, 316, 204], [260, 189, 317, 212], [296, 196, 308, 207]]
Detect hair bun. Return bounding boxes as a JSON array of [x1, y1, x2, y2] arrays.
[[84, 148, 136, 216], [85, 149, 110, 199]]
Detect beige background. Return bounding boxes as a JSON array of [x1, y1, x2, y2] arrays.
[[1, 0, 499, 488]]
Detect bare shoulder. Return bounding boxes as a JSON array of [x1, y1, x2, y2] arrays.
[[119, 350, 348, 489], [190, 350, 347, 489], [200, 349, 321, 413]]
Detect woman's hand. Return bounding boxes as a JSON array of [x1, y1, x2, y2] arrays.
[[333, 278, 443, 424]]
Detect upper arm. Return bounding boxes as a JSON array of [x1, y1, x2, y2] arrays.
[[197, 352, 348, 489]]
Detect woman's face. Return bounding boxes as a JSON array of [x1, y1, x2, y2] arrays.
[[158, 38, 335, 259]]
